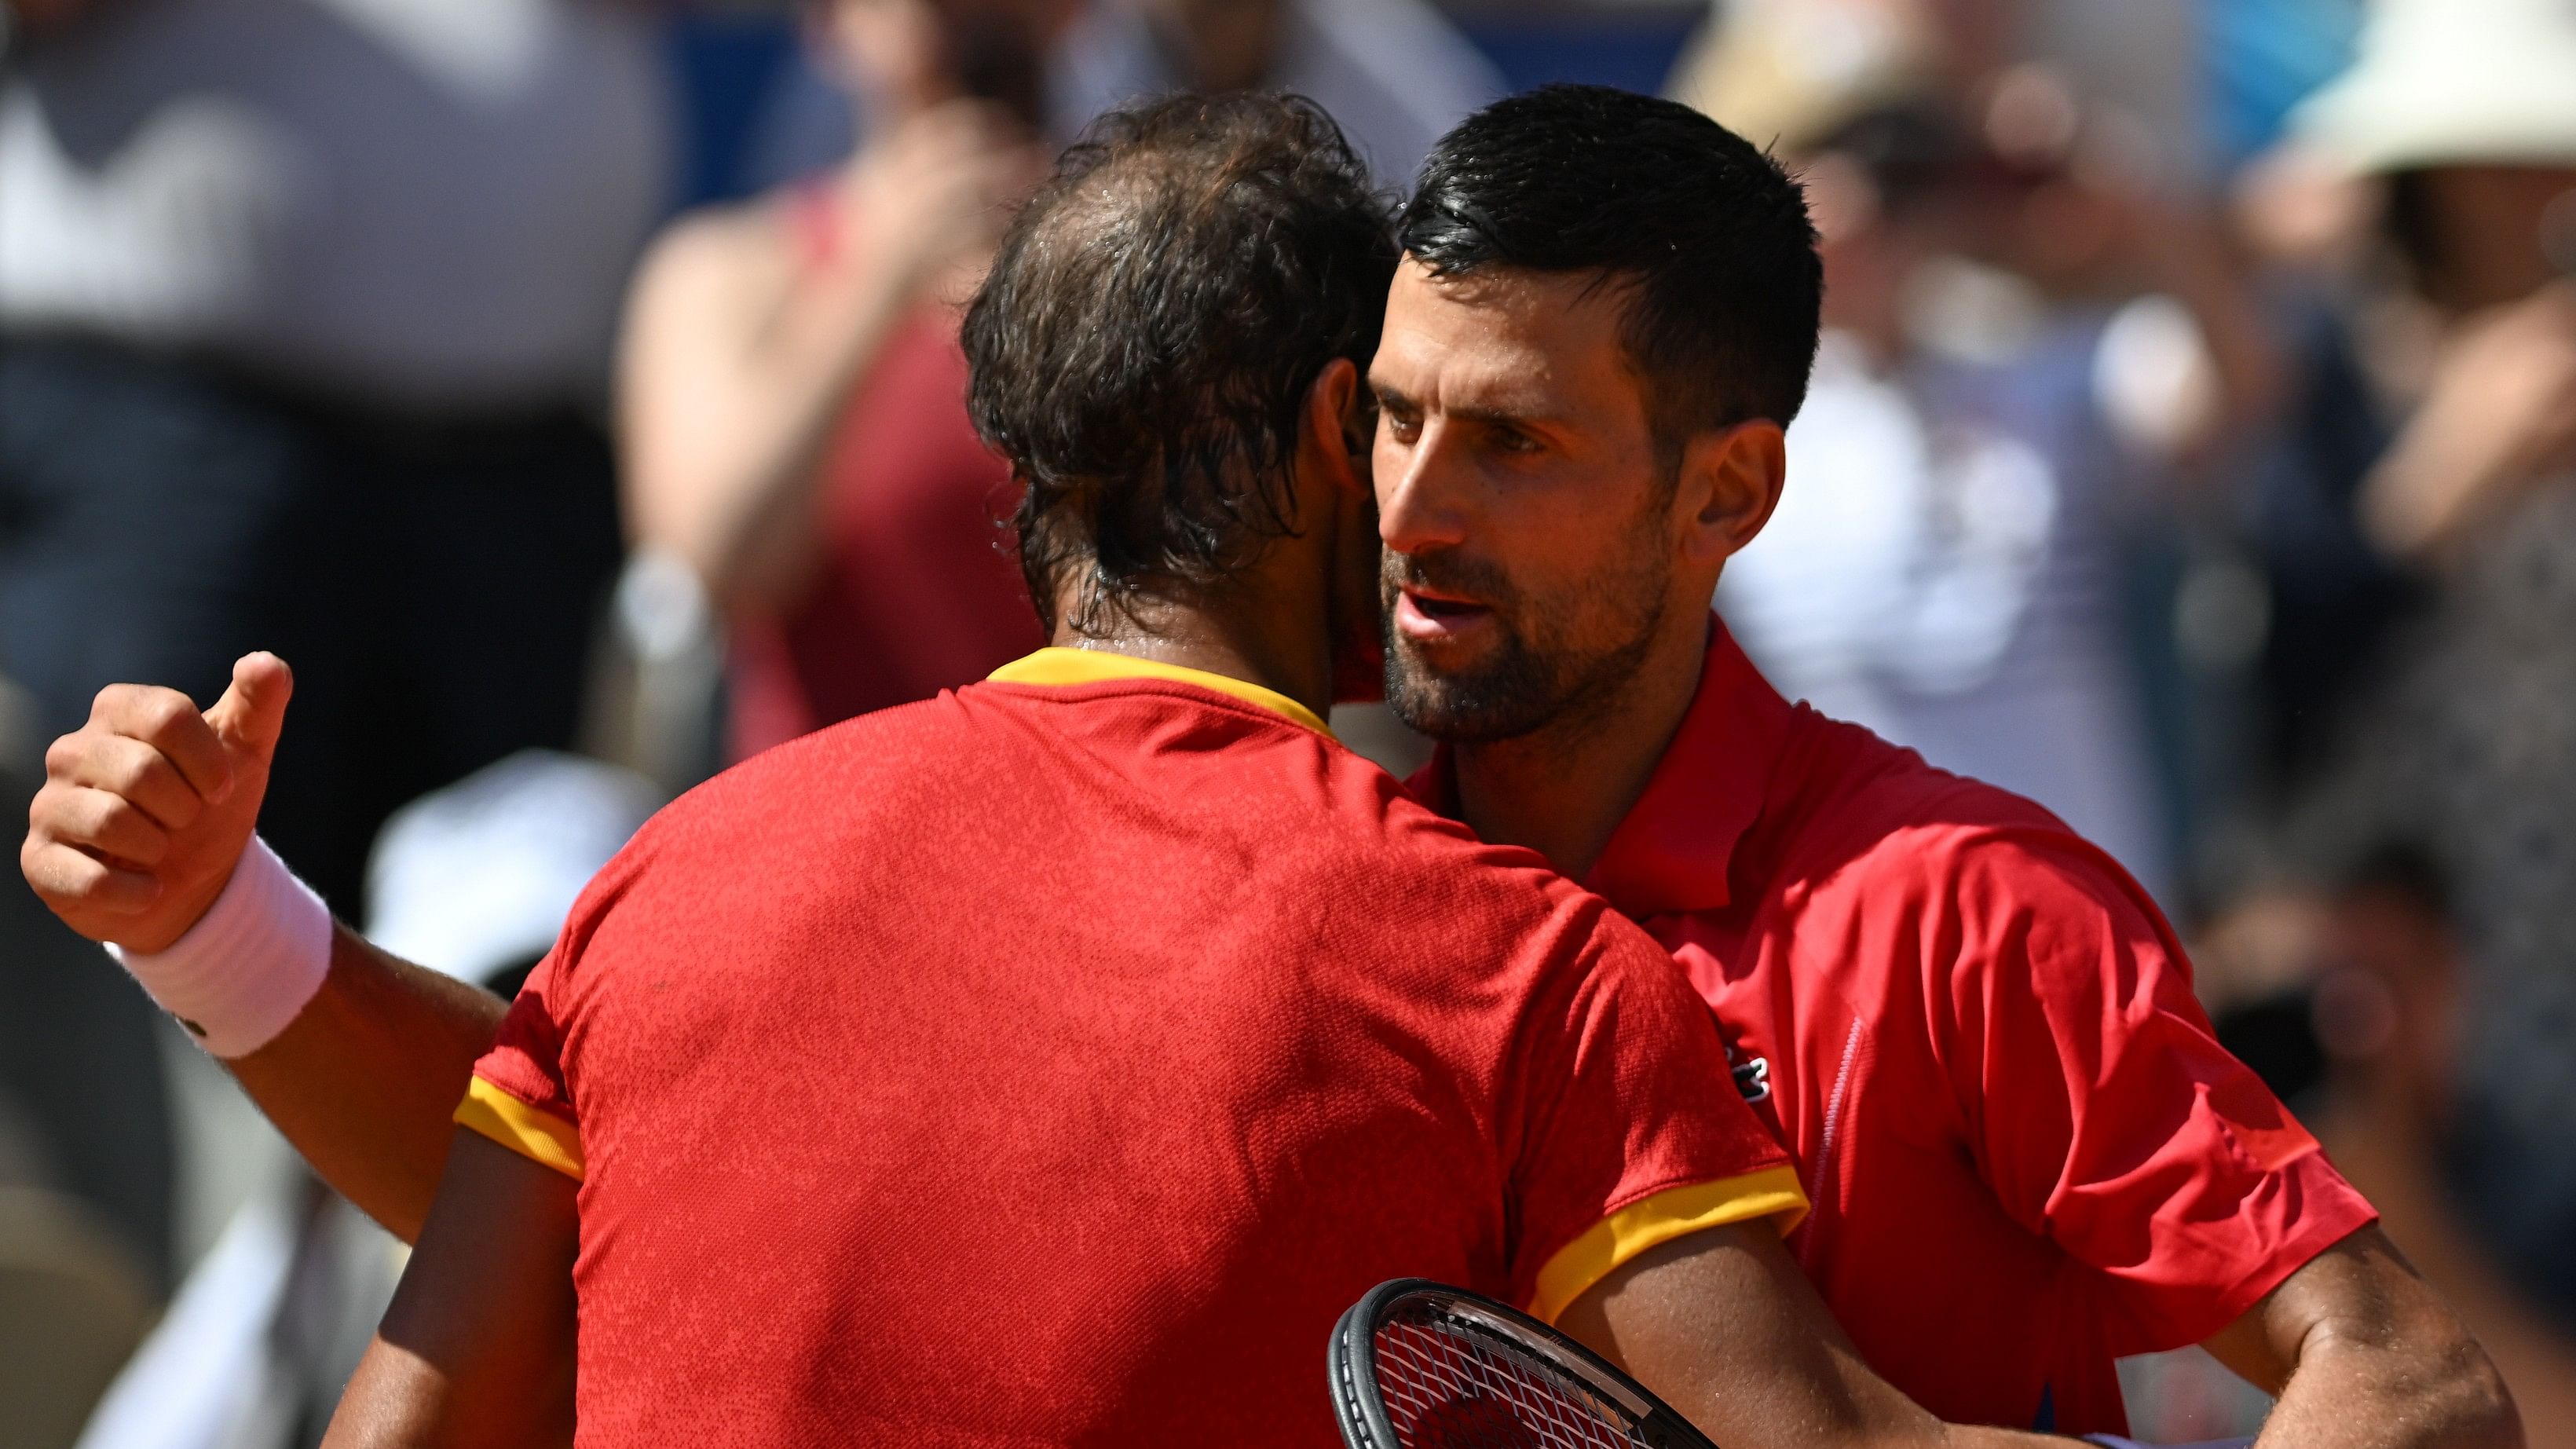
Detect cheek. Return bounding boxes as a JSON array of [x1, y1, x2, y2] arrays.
[[1523, 482, 1673, 606]]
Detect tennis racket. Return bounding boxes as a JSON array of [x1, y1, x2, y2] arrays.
[[1327, 1278, 1720, 1449]]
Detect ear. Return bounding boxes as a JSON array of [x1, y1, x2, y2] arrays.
[[1297, 358, 1369, 503], [1675, 420, 1787, 569]]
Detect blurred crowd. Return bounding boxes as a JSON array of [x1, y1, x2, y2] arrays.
[[1, 0, 2572, 1443]]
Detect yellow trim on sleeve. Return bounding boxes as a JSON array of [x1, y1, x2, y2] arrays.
[[1527, 1165, 1809, 1324], [455, 1076, 586, 1181], [988, 647, 1334, 738]]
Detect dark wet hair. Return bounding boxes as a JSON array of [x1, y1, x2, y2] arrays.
[[963, 91, 1398, 633], [1397, 83, 1824, 459]]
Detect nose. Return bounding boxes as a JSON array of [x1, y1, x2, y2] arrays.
[[1376, 417, 1470, 559]]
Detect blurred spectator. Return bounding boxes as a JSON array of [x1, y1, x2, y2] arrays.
[[2285, 0, 2576, 1336], [617, 0, 1062, 762], [2302, 846, 2576, 1444], [1048, 0, 1501, 185], [0, 0, 664, 1292], [745, 0, 1500, 210], [1684, 3, 2283, 904]]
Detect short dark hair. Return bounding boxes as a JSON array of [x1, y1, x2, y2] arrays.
[[964, 92, 1398, 633], [1397, 84, 1823, 454]]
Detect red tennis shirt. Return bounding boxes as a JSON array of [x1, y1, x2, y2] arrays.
[[460, 648, 1803, 1447], [1414, 620, 2378, 1435]]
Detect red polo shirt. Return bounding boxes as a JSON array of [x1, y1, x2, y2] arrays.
[[1415, 620, 2377, 1434], [460, 649, 1802, 1447]]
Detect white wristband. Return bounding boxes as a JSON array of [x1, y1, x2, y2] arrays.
[[106, 836, 334, 1059]]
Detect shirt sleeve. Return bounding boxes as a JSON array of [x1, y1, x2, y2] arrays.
[[451, 829, 661, 1182], [1930, 826, 2379, 1353], [456, 946, 587, 1180], [1508, 900, 1806, 1323]]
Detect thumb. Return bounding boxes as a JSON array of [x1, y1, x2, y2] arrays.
[[204, 652, 295, 764]]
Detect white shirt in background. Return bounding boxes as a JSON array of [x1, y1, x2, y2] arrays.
[[0, 0, 670, 410], [1721, 325, 2175, 902]]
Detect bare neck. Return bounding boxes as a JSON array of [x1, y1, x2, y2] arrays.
[[1048, 578, 1334, 726], [1448, 612, 1711, 881]]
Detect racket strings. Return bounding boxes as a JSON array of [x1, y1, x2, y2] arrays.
[[1372, 1311, 1651, 1449]]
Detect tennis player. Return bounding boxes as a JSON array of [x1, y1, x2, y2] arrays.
[[1367, 86, 2515, 1444], [32, 96, 2072, 1449]]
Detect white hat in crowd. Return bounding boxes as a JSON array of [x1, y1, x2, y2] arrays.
[[2296, 0, 2576, 174]]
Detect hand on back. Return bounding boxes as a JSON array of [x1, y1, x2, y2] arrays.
[[21, 653, 292, 953]]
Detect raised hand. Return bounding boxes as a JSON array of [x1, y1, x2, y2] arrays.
[[22, 652, 294, 953]]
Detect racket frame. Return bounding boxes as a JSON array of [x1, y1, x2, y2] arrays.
[[1327, 1277, 1721, 1449]]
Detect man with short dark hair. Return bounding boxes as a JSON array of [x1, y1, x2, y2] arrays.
[[1369, 84, 2516, 1444]]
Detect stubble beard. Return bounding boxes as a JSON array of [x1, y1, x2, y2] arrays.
[[1378, 518, 1673, 747]]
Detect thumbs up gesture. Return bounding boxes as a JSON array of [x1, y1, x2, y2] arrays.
[[22, 653, 295, 953]]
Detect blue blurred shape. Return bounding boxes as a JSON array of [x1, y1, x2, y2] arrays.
[[667, 9, 801, 210], [1456, 5, 1705, 98]]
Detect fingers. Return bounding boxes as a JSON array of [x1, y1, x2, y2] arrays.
[[204, 652, 294, 761], [20, 835, 160, 920], [88, 683, 233, 803], [32, 780, 173, 866], [49, 731, 207, 832]]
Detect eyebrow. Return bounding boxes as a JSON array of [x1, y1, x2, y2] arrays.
[[1369, 377, 1559, 431]]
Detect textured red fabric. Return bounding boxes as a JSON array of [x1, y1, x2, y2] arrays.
[[1414, 620, 2379, 1435], [474, 671, 1787, 1447]]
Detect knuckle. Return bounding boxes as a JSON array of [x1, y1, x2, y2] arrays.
[[27, 780, 67, 831], [97, 796, 149, 840], [101, 743, 163, 798], [139, 692, 195, 739]]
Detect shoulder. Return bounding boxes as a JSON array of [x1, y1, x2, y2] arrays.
[[624, 194, 802, 324], [639, 693, 987, 844], [1326, 756, 1667, 989], [1769, 712, 2176, 982]]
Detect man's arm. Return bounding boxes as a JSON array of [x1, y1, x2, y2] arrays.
[[2201, 1227, 2519, 1449], [1923, 832, 2518, 1447], [1560, 1224, 2060, 1449], [234, 931, 508, 1242], [324, 1129, 580, 1449], [22, 655, 508, 1240]]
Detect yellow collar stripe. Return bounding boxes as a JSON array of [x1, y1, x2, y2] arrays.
[[988, 648, 1334, 738]]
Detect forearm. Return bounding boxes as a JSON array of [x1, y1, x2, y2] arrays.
[[624, 238, 924, 613], [229, 925, 509, 1242], [1567, 1230, 2073, 1449], [2208, 1230, 2522, 1449], [2256, 1330, 2520, 1449], [324, 1132, 580, 1447]]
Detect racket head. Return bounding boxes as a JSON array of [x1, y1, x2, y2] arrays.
[[1327, 1279, 1720, 1449]]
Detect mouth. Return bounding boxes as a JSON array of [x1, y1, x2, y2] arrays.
[[1393, 585, 1497, 645]]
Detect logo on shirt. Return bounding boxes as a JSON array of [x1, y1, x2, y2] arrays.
[[1724, 1041, 1772, 1103]]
